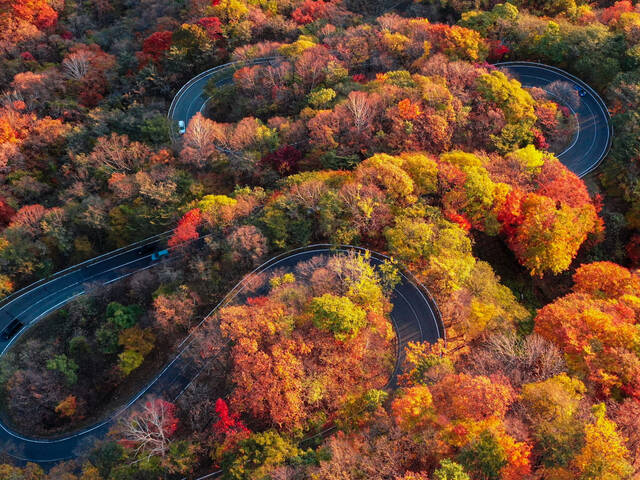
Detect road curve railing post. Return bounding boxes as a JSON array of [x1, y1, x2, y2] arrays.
[[181, 244, 444, 480]]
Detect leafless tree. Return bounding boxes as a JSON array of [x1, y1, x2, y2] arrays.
[[462, 333, 566, 387], [0, 89, 25, 108], [180, 113, 220, 168], [135, 168, 178, 203], [62, 51, 91, 80], [609, 398, 640, 473], [11, 70, 64, 110], [295, 48, 335, 89], [226, 225, 268, 268], [261, 62, 292, 92], [546, 80, 581, 110], [88, 133, 150, 173], [288, 179, 327, 213], [117, 398, 177, 461], [176, 383, 217, 434], [10, 204, 46, 235], [0, 141, 23, 173], [346, 91, 375, 132]]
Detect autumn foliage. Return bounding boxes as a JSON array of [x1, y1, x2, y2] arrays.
[[392, 371, 531, 480], [0, 196, 15, 226], [197, 17, 222, 40], [168, 208, 202, 247], [214, 253, 395, 431], [55, 395, 77, 418], [535, 262, 640, 398], [9, 0, 57, 28], [142, 31, 173, 62], [0, 0, 637, 476]]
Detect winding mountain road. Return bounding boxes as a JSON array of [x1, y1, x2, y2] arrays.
[[496, 62, 612, 177], [0, 244, 442, 463], [0, 60, 611, 466], [167, 57, 280, 140], [169, 59, 612, 178]]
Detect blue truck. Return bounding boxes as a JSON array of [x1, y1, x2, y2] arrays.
[[151, 249, 169, 261]]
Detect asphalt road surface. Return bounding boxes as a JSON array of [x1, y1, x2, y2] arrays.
[[496, 62, 612, 177], [169, 59, 612, 178], [167, 57, 279, 140], [0, 244, 442, 463]]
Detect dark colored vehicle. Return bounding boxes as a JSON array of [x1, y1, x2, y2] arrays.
[[151, 249, 169, 261], [136, 243, 159, 256], [1, 319, 24, 340]]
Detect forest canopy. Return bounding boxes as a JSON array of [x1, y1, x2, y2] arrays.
[[1, 0, 639, 477]]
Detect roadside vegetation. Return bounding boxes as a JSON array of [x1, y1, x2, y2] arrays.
[[0, 264, 199, 435], [0, 0, 639, 477]]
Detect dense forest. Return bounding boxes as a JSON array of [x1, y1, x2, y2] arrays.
[[1, 0, 640, 478]]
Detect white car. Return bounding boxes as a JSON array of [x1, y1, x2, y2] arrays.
[[178, 120, 186, 135]]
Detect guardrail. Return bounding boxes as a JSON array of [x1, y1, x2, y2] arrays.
[[0, 230, 174, 316], [3, 57, 286, 311], [169, 57, 614, 177], [173, 243, 445, 399], [214, 243, 444, 342], [495, 61, 613, 177], [0, 231, 240, 449]]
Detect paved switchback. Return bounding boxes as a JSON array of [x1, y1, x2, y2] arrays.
[[169, 59, 612, 178], [0, 245, 442, 463], [0, 60, 609, 465], [496, 62, 612, 177]]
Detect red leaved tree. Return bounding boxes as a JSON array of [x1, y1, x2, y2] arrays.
[[9, 0, 58, 29], [260, 145, 302, 175], [627, 234, 640, 267], [141, 31, 173, 63], [444, 210, 472, 232], [197, 17, 222, 40], [600, 0, 634, 25], [168, 209, 202, 247], [292, 0, 329, 24], [213, 398, 249, 437], [535, 262, 640, 398], [0, 195, 16, 227]]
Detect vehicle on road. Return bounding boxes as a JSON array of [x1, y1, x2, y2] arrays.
[[497, 62, 611, 177], [136, 243, 158, 256], [151, 249, 169, 261], [1, 319, 24, 340], [178, 120, 186, 134]]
